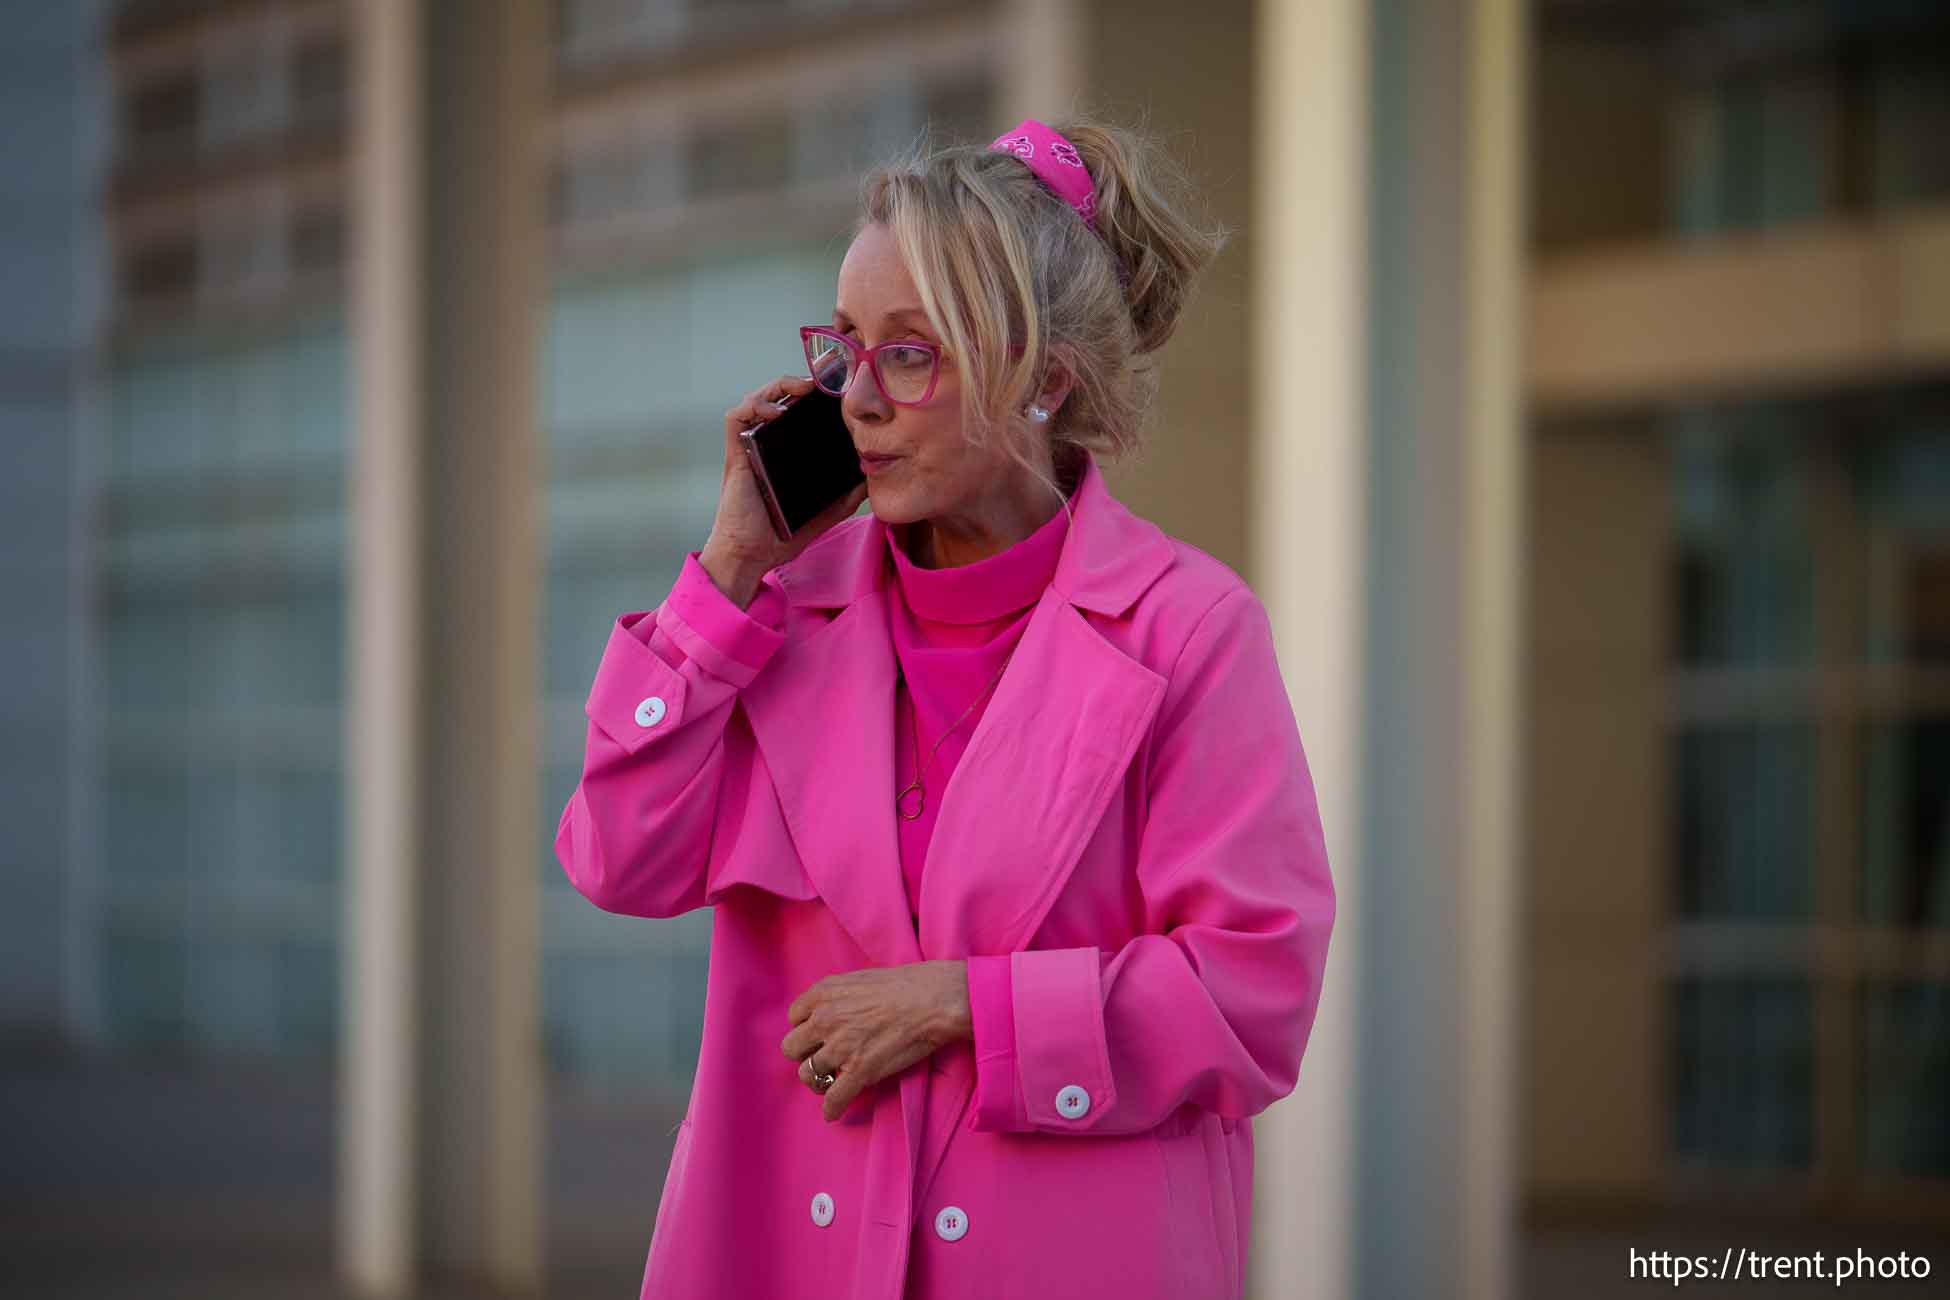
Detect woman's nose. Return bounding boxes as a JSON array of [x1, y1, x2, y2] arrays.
[[840, 361, 892, 422]]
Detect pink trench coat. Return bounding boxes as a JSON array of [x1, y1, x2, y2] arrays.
[[555, 455, 1336, 1300]]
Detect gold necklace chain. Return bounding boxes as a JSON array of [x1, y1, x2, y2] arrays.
[[895, 651, 1014, 821]]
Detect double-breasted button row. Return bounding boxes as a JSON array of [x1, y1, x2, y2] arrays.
[[801, 1100, 1089, 1234], [810, 1192, 973, 1242], [809, 1192, 973, 1243]]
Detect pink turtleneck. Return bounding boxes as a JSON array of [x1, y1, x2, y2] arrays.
[[883, 503, 1069, 915], [664, 488, 1071, 1133]]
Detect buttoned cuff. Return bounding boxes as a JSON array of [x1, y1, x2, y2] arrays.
[[585, 609, 700, 755], [653, 551, 787, 687], [965, 955, 1023, 1131], [1008, 947, 1116, 1131]]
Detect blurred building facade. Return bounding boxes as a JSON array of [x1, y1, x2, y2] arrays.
[[82, 0, 1020, 1094], [89, 0, 352, 1069], [9, 0, 1947, 1296], [1526, 0, 1950, 1229]]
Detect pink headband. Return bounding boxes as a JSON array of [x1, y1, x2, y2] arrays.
[[989, 118, 1100, 231]]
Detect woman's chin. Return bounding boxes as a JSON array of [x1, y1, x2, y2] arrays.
[[865, 486, 923, 525]]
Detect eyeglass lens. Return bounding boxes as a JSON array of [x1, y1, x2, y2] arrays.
[[806, 333, 936, 404]]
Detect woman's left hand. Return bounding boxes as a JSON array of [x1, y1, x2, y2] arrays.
[[780, 959, 971, 1122]]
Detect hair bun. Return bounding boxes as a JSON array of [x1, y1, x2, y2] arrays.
[[1059, 120, 1228, 356]]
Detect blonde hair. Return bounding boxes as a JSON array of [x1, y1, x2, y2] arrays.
[[858, 114, 1228, 519]]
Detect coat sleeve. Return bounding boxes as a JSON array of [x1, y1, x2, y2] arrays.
[[553, 550, 793, 917], [967, 586, 1337, 1136]]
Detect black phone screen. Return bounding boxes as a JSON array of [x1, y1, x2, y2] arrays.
[[745, 384, 864, 538]]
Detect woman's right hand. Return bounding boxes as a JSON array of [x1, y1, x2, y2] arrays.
[[700, 373, 871, 607]]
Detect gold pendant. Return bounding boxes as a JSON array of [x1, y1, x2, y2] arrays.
[[896, 780, 925, 821]]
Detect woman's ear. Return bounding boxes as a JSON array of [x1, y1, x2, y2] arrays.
[[1034, 349, 1078, 417]]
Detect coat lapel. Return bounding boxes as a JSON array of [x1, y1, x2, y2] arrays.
[[745, 451, 1176, 969], [916, 586, 1167, 958], [739, 586, 923, 971]]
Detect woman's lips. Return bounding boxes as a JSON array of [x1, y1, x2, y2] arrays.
[[859, 453, 900, 475]]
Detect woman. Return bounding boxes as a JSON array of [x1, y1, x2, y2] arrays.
[[555, 116, 1336, 1300]]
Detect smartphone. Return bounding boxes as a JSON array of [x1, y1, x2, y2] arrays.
[[738, 373, 864, 543]]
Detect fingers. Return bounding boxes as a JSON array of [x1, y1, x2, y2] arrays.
[[787, 1036, 878, 1121], [822, 1067, 868, 1122], [795, 1046, 846, 1113], [797, 1049, 838, 1089], [780, 1020, 820, 1062], [785, 1032, 857, 1112], [725, 395, 786, 437], [786, 981, 825, 1028], [725, 374, 817, 434]]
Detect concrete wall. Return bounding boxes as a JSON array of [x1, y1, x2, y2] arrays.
[[1081, 0, 1256, 582], [1524, 420, 1666, 1200]]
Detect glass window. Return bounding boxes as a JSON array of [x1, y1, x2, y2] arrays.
[[1661, 388, 1950, 1194], [1867, 45, 1950, 210], [1851, 424, 1950, 932], [1860, 718, 1950, 931], [554, 139, 684, 228], [121, 72, 197, 162], [121, 237, 198, 310], [96, 319, 349, 1063], [1852, 427, 1950, 664], [292, 35, 346, 129], [1670, 405, 1816, 668], [688, 112, 792, 200], [200, 41, 289, 151], [1540, 3, 1950, 247], [557, 0, 688, 65], [290, 205, 344, 278], [1858, 982, 1950, 1178], [198, 205, 287, 301], [1672, 976, 1815, 1170], [103, 926, 189, 1053], [1667, 69, 1839, 238], [1675, 723, 1816, 921]]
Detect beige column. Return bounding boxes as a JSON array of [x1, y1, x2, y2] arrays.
[[343, 0, 422, 1288], [1252, 0, 1529, 1296], [1000, 0, 1085, 122], [1248, 0, 1368, 1296], [1457, 6, 1528, 1299], [343, 1, 546, 1293], [1079, 0, 1255, 572]]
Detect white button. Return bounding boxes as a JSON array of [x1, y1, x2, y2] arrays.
[[934, 1205, 969, 1242], [1055, 1085, 1091, 1119], [634, 696, 667, 727], [809, 1192, 834, 1227]]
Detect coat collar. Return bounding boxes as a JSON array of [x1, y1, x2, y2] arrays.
[[770, 451, 1174, 618]]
